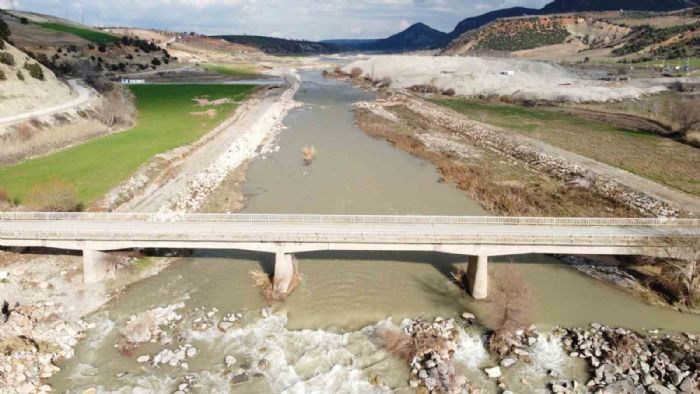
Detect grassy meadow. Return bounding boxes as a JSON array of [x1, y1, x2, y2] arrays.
[[0, 84, 256, 205], [432, 98, 700, 196], [37, 22, 120, 44], [200, 63, 261, 78]]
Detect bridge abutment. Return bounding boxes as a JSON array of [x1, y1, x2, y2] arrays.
[[273, 252, 295, 296], [82, 249, 112, 284], [467, 255, 488, 299]]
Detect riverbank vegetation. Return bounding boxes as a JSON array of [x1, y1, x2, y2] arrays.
[[200, 63, 261, 79], [249, 267, 302, 304], [431, 97, 700, 196], [354, 106, 638, 217], [0, 84, 255, 207]]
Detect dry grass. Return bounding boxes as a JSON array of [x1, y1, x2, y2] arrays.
[[378, 329, 415, 362], [0, 119, 110, 166], [302, 146, 316, 165], [25, 179, 82, 212], [249, 266, 302, 304]]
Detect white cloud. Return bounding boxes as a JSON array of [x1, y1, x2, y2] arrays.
[[12, 0, 551, 40]]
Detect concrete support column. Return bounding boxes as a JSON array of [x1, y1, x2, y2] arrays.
[[83, 249, 111, 284], [273, 252, 294, 295], [467, 255, 488, 300]]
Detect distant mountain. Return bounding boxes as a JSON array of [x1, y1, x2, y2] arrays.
[[213, 35, 343, 54], [325, 23, 447, 52], [361, 23, 447, 51], [541, 0, 700, 13], [447, 7, 539, 40]]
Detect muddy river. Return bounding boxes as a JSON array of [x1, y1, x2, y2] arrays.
[[49, 71, 700, 393]]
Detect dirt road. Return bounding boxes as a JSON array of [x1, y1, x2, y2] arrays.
[[0, 79, 97, 130]]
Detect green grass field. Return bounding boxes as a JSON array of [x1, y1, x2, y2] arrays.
[[200, 63, 260, 78], [37, 22, 120, 44], [432, 98, 700, 196], [0, 84, 256, 205]]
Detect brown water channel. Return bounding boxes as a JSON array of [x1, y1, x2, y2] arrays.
[[49, 71, 700, 393]]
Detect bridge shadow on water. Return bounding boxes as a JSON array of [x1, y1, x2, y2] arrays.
[[190, 249, 563, 282]]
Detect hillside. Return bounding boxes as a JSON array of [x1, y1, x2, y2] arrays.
[[541, 0, 700, 13], [1, 10, 177, 79], [360, 23, 447, 52], [444, 9, 700, 64], [447, 7, 539, 40], [0, 42, 73, 117], [213, 35, 342, 54]]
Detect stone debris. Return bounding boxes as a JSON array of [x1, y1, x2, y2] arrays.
[[558, 323, 699, 393], [116, 303, 184, 353], [403, 317, 480, 393]]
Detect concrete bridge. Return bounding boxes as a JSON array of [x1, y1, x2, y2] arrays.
[[1, 212, 699, 299]]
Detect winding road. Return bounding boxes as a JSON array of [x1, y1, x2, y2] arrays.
[[0, 79, 97, 129]]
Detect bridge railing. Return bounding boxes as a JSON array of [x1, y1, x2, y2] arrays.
[[1, 212, 699, 227], [0, 228, 693, 246]]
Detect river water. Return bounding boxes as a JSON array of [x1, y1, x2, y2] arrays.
[[49, 71, 700, 393]]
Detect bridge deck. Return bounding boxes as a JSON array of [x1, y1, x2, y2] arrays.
[[1, 214, 698, 247]]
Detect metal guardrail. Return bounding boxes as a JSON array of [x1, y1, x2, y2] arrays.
[[1, 212, 700, 227]]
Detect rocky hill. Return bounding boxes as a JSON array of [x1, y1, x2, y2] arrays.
[[444, 9, 700, 63], [213, 35, 342, 54]]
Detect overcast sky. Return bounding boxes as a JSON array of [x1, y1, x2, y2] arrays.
[[1, 0, 551, 40]]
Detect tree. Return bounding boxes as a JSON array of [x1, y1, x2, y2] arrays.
[[0, 17, 10, 49], [95, 85, 134, 129], [482, 265, 534, 359]]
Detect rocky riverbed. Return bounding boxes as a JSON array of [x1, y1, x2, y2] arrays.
[[0, 250, 175, 393]]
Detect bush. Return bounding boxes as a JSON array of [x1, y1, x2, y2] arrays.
[[0, 51, 14, 66], [350, 67, 363, 78], [151, 58, 161, 66], [0, 17, 10, 45], [442, 88, 456, 97], [23, 62, 44, 80], [16, 70, 24, 81], [0, 69, 4, 81], [98, 43, 106, 52], [20, 17, 28, 25], [25, 179, 82, 212]]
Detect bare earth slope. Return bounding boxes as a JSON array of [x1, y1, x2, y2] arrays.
[[0, 43, 73, 117]]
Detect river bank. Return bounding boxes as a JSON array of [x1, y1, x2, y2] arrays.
[[0, 249, 178, 393]]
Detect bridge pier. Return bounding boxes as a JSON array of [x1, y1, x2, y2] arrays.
[[273, 252, 295, 296], [466, 255, 488, 299], [82, 249, 112, 284]]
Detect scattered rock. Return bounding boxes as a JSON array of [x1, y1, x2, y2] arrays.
[[485, 366, 501, 379]]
